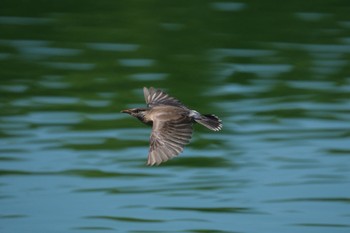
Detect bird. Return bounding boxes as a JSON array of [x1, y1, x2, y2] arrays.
[[121, 87, 222, 166]]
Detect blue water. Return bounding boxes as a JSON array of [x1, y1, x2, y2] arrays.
[[1, 0, 350, 232]]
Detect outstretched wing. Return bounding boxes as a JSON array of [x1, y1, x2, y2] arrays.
[[143, 87, 184, 108], [147, 117, 193, 166]]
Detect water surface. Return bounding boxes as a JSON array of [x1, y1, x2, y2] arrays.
[[1, 1, 350, 232]]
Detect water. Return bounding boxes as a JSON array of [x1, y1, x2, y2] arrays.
[[1, 1, 350, 232]]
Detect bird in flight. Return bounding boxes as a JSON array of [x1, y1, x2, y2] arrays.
[[121, 87, 222, 166]]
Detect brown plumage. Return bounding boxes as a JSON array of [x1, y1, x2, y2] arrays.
[[121, 87, 222, 166]]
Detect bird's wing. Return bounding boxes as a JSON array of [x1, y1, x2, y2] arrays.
[[144, 87, 184, 108], [147, 116, 193, 166]]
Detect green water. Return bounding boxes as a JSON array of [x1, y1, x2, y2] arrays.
[[1, 1, 350, 232]]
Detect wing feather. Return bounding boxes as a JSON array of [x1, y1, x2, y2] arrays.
[[147, 117, 193, 166], [143, 87, 185, 108]]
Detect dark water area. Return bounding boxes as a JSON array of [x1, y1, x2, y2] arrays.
[[1, 0, 350, 232]]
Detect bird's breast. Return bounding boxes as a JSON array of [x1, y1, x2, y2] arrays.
[[137, 115, 153, 125]]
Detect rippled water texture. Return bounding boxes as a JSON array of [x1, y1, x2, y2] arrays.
[[1, 1, 350, 232]]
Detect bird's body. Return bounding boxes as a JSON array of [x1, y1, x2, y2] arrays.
[[121, 87, 222, 166]]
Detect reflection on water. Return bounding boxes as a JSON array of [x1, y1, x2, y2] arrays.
[[1, 0, 350, 232]]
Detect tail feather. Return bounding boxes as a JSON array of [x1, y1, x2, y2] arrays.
[[195, 114, 222, 131]]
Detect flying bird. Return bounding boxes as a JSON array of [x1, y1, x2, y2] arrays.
[[121, 87, 222, 166]]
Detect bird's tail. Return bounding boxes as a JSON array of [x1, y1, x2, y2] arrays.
[[195, 114, 222, 131]]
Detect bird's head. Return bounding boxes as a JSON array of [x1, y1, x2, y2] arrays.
[[121, 108, 148, 119]]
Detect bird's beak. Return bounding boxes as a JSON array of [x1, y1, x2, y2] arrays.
[[121, 109, 131, 114]]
